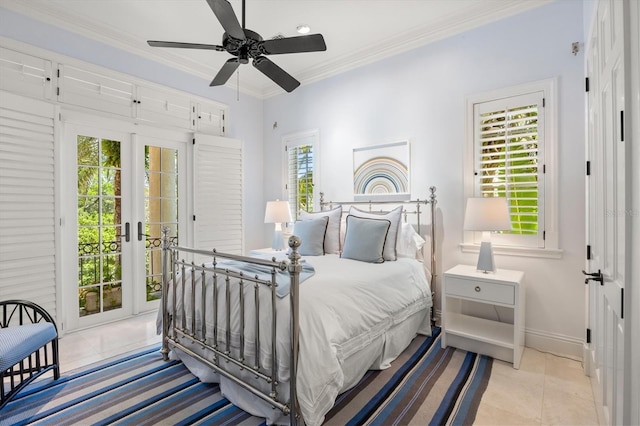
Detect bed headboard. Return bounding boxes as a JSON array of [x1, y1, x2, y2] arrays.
[[318, 186, 438, 296]]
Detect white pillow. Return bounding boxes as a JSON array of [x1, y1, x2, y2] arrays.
[[299, 206, 342, 254], [349, 206, 403, 261], [397, 222, 426, 259]]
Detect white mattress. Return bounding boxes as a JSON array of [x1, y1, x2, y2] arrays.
[[160, 253, 432, 425]]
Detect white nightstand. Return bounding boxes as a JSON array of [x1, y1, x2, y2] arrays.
[[441, 264, 525, 369]]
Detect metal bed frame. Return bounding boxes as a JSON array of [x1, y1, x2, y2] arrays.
[[160, 186, 437, 425]]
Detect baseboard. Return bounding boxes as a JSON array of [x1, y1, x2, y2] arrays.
[[524, 328, 584, 360]]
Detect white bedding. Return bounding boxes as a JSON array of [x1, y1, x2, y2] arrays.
[[160, 252, 432, 425]]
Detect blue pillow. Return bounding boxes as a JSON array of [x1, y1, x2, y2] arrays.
[[293, 216, 329, 256], [341, 215, 391, 263], [349, 206, 403, 261]]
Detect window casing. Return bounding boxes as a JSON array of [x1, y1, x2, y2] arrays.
[[464, 79, 559, 256], [283, 130, 318, 220]]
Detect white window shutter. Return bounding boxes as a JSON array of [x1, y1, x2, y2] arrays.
[[474, 91, 544, 247], [193, 134, 243, 256], [0, 91, 57, 315], [283, 130, 318, 219]]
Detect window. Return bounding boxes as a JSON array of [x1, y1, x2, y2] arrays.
[[464, 80, 559, 256], [283, 130, 319, 219]]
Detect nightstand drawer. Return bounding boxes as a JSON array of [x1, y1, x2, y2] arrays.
[[445, 276, 515, 305]]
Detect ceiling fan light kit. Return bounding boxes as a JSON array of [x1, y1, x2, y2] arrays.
[[147, 0, 326, 92]]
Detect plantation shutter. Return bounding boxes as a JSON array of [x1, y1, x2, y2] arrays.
[[287, 143, 314, 219], [193, 134, 243, 256], [474, 91, 544, 246], [0, 91, 58, 316]]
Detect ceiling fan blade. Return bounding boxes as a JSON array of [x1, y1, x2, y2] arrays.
[[148, 40, 225, 51], [210, 58, 241, 86], [206, 0, 245, 40], [260, 34, 327, 55], [253, 56, 300, 92]]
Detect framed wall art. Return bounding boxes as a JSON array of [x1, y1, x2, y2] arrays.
[[353, 140, 410, 201]]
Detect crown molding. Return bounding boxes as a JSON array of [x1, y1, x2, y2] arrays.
[[1, 0, 552, 100]]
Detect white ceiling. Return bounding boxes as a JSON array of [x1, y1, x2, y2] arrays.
[[1, 0, 551, 98]]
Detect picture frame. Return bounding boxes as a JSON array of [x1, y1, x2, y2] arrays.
[[353, 140, 410, 201]]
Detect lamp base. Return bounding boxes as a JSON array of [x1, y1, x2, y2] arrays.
[[272, 223, 285, 250], [476, 241, 496, 273]]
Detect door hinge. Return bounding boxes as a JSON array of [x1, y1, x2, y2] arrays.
[[542, 97, 546, 108], [620, 111, 624, 142], [542, 164, 546, 174], [586, 161, 591, 176], [192, 138, 196, 145], [543, 230, 546, 240], [621, 288, 624, 319], [585, 77, 590, 92], [587, 244, 591, 260], [57, 68, 60, 78], [57, 87, 60, 96], [193, 215, 196, 221], [586, 328, 591, 343]]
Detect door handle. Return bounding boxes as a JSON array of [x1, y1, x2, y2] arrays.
[[119, 222, 130, 242], [137, 221, 150, 241], [582, 269, 603, 285]]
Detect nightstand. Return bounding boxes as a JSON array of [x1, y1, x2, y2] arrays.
[[442, 264, 525, 369]]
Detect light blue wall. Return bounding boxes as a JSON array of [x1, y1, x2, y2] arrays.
[[263, 0, 586, 353], [0, 5, 265, 250], [0, 0, 588, 354]]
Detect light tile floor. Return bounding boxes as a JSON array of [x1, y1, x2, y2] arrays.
[[58, 314, 599, 425]]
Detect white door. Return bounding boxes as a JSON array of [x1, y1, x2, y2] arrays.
[[63, 124, 186, 330], [584, 0, 629, 424]]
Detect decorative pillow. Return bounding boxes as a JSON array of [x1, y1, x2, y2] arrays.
[[293, 216, 329, 256], [397, 222, 426, 259], [341, 215, 391, 263], [349, 206, 403, 261], [299, 206, 342, 254]]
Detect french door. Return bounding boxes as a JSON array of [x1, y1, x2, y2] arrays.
[[64, 122, 186, 330]]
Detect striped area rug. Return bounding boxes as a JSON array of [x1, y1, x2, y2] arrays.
[[1, 328, 492, 425]]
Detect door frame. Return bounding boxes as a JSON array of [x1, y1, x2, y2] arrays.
[[60, 110, 191, 331]]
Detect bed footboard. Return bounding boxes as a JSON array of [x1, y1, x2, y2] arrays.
[[160, 228, 303, 424]]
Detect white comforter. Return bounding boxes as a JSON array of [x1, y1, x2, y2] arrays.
[[160, 253, 432, 425]]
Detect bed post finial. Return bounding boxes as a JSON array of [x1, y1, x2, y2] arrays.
[[287, 235, 303, 425]]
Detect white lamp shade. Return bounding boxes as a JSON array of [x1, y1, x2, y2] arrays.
[[464, 197, 511, 231], [264, 200, 293, 224]]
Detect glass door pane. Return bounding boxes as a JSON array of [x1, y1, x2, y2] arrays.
[[77, 135, 124, 317], [144, 145, 179, 303]]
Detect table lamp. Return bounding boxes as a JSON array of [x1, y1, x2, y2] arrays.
[[464, 197, 511, 273], [264, 200, 293, 250]]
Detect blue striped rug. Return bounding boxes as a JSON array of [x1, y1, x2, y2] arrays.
[[1, 327, 492, 425]]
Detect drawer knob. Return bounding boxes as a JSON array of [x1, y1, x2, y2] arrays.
[[475, 286, 481, 292]]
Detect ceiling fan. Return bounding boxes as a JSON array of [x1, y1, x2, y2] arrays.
[[147, 0, 327, 92]]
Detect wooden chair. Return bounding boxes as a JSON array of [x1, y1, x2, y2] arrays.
[[0, 300, 60, 410]]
